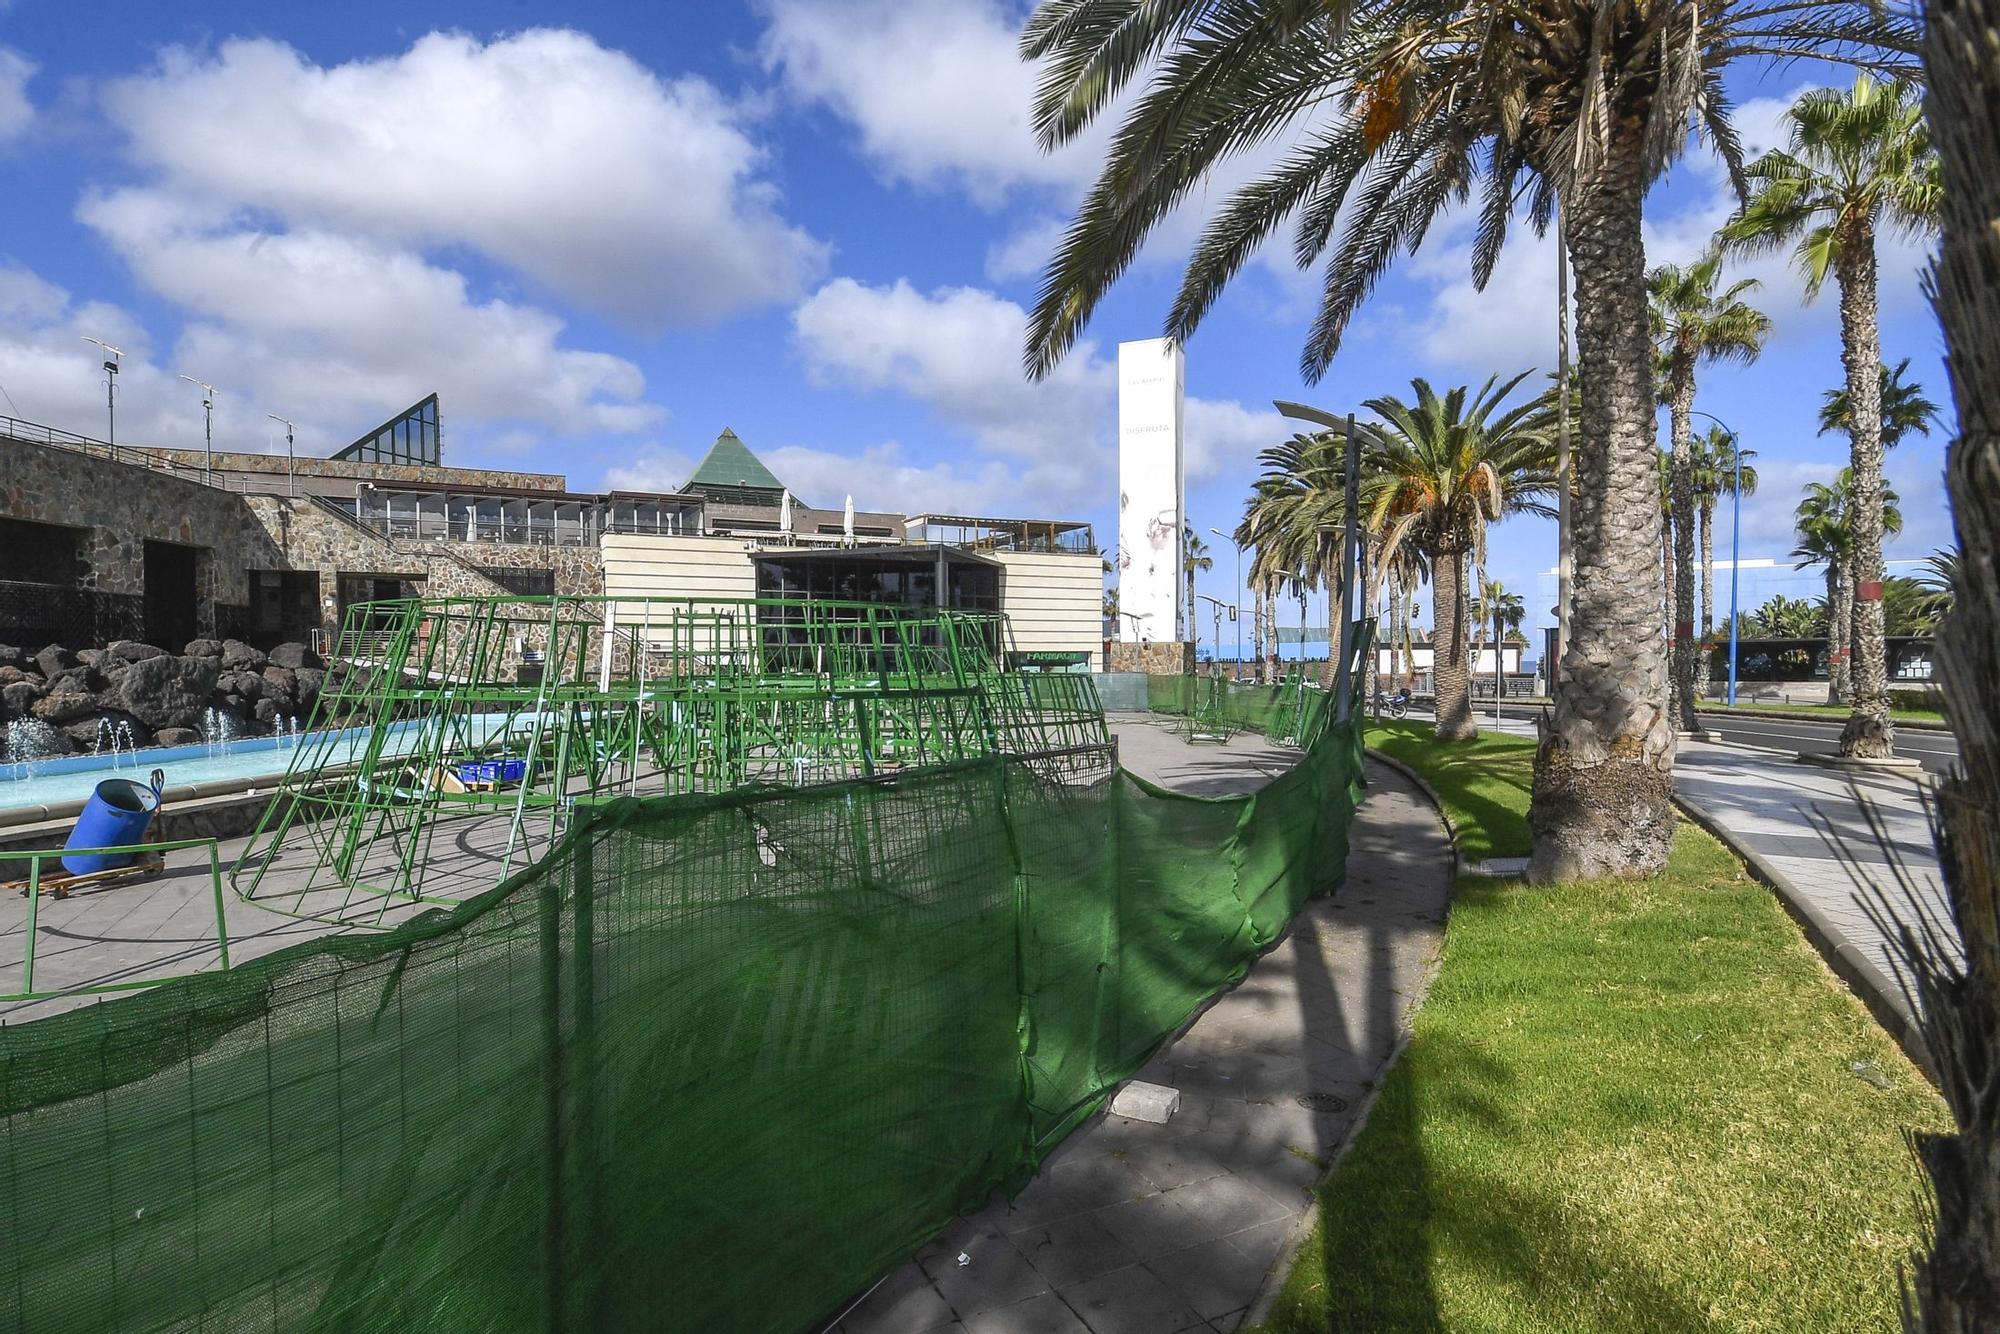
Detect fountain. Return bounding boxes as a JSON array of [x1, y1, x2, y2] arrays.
[[4, 717, 65, 769], [276, 715, 303, 747], [89, 718, 140, 768], [200, 707, 240, 751]]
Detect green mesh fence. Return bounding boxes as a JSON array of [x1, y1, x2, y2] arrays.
[[0, 688, 1362, 1333]]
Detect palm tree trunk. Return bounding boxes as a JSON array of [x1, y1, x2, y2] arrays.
[[1902, 4, 2000, 1320], [1528, 141, 1676, 881], [1833, 229, 1895, 757], [1359, 535, 1381, 693], [1827, 565, 1851, 706], [1323, 568, 1340, 689], [1432, 545, 1475, 740], [1696, 502, 1715, 703], [1667, 353, 1701, 732], [1251, 580, 1264, 682]]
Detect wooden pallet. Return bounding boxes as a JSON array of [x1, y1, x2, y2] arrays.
[[8, 852, 167, 901]]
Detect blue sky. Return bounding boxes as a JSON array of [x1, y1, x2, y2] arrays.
[[0, 2, 1955, 655]]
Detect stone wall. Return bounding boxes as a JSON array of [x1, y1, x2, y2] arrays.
[[1106, 640, 1195, 675], [0, 439, 278, 638], [129, 446, 567, 492], [240, 495, 603, 640]]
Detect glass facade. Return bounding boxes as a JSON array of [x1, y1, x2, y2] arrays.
[[753, 549, 1004, 669], [754, 551, 999, 611], [334, 394, 441, 466]]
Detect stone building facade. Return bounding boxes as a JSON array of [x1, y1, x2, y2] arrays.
[[0, 437, 282, 645]]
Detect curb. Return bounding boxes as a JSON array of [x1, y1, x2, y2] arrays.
[[1695, 705, 1951, 734], [1240, 751, 1457, 1330], [1671, 793, 1934, 1082]]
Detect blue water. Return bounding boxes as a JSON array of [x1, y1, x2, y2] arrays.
[[0, 719, 507, 813]]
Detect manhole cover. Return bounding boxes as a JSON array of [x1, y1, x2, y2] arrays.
[[1296, 1091, 1349, 1114]]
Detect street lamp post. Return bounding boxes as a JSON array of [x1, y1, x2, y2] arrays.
[[1209, 527, 1242, 679], [82, 337, 122, 453], [180, 375, 216, 481], [1690, 410, 1750, 709], [267, 414, 297, 496]]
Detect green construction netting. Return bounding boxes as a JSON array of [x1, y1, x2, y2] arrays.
[[0, 686, 1363, 1333]]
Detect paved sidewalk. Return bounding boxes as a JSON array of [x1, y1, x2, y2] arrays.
[[834, 741, 1453, 1334], [1672, 738, 1947, 1034]]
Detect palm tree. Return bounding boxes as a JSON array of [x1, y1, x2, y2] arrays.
[[1475, 579, 1527, 688], [1240, 436, 1342, 680], [1905, 10, 2000, 1322], [1648, 252, 1771, 729], [1818, 356, 1941, 448], [1347, 373, 1558, 740], [1182, 526, 1214, 649], [1747, 593, 1827, 638], [1019, 0, 1913, 881], [1721, 75, 1940, 759], [1881, 575, 1949, 635], [1792, 469, 1903, 704], [1691, 427, 1758, 703]]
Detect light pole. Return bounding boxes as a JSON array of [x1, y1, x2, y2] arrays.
[[268, 414, 297, 496], [1209, 527, 1242, 678], [82, 337, 122, 453], [1691, 410, 1749, 708], [180, 375, 216, 480]]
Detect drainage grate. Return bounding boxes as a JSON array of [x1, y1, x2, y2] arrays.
[[1296, 1091, 1350, 1114]]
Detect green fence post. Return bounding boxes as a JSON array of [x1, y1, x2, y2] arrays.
[[539, 849, 566, 1333], [207, 842, 231, 971], [21, 856, 40, 996], [569, 824, 599, 1331]]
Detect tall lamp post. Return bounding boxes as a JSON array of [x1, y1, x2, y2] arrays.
[[267, 414, 297, 496], [180, 375, 216, 481], [1209, 526, 1242, 679], [82, 337, 122, 453], [1690, 410, 1750, 708]]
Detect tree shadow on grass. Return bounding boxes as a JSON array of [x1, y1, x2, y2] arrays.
[[1278, 1027, 1725, 1334]]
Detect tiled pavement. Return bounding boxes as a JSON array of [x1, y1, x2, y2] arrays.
[[834, 735, 1454, 1334], [1672, 738, 1949, 1026]]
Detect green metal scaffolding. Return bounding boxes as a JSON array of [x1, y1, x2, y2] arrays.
[[231, 594, 1111, 925]]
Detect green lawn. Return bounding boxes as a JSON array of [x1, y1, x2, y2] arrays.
[[1365, 721, 1535, 863], [1700, 700, 1947, 726], [1260, 723, 1947, 1333]]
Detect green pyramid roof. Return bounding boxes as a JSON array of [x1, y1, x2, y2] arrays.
[[685, 428, 786, 492]]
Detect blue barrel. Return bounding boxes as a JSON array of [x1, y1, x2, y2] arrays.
[[62, 778, 161, 876]]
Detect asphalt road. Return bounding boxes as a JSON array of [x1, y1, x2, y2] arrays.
[[1693, 711, 1960, 774], [1415, 700, 1963, 775]]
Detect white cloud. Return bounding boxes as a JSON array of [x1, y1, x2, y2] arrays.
[[79, 187, 659, 443], [0, 261, 209, 447], [0, 48, 33, 142], [602, 447, 698, 495], [790, 276, 1281, 511], [759, 0, 1097, 206], [985, 215, 1068, 284], [766, 441, 1020, 514], [101, 30, 826, 323]]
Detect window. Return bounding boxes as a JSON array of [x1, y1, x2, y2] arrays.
[[478, 567, 556, 597], [333, 394, 441, 466]]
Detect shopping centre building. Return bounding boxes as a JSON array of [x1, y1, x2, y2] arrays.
[[0, 396, 1104, 669]]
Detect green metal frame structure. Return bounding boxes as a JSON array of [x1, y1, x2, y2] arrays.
[[231, 594, 1111, 925]]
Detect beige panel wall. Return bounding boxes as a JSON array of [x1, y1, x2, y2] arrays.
[[996, 551, 1103, 671], [600, 533, 757, 606]]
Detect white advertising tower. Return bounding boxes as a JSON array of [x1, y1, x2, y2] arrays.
[[1115, 338, 1186, 643]]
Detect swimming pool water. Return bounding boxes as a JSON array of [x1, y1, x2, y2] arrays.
[[0, 718, 510, 813]]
